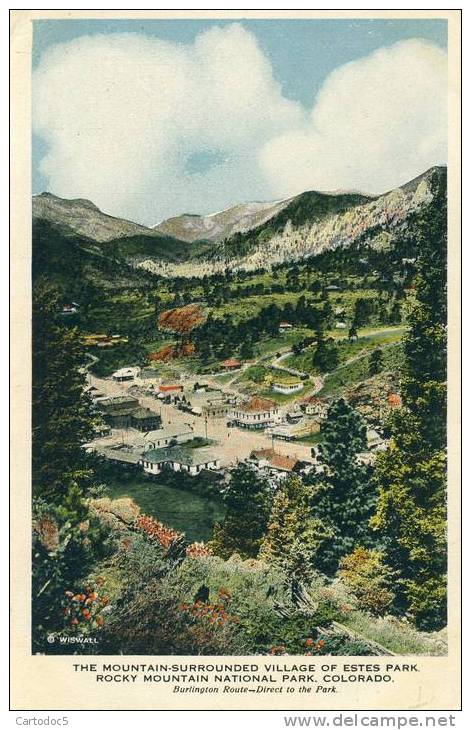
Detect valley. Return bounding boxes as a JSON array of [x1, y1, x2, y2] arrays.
[[32, 165, 448, 657]]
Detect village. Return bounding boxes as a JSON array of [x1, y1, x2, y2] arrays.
[[85, 355, 389, 489]]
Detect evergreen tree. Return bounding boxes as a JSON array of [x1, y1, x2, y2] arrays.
[[240, 340, 254, 360], [368, 348, 384, 376], [312, 330, 339, 372], [311, 399, 377, 574], [260, 476, 328, 585], [32, 281, 95, 501], [371, 171, 447, 630], [348, 322, 358, 340], [209, 464, 273, 559]]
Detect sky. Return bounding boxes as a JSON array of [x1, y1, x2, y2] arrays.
[[32, 18, 448, 225]]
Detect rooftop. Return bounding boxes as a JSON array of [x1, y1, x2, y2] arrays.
[[131, 407, 160, 420], [145, 445, 221, 467], [251, 448, 300, 472], [94, 445, 142, 464], [112, 367, 140, 378], [100, 396, 139, 407], [221, 358, 241, 367]]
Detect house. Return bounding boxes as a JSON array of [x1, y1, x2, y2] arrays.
[[94, 444, 143, 466], [101, 405, 142, 429], [300, 395, 327, 418], [230, 396, 281, 430], [61, 302, 79, 316], [129, 407, 162, 432], [250, 448, 301, 476], [98, 396, 161, 431], [278, 322, 293, 332], [187, 391, 231, 418], [122, 425, 194, 451], [111, 367, 140, 382], [220, 358, 241, 371], [272, 377, 303, 395], [99, 395, 139, 413], [140, 446, 221, 476], [286, 410, 304, 424], [335, 322, 347, 329]]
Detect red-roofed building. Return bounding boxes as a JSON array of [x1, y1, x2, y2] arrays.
[[159, 384, 184, 394], [220, 358, 241, 371], [251, 448, 300, 474]]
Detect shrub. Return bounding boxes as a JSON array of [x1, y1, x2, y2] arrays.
[[337, 547, 395, 615]]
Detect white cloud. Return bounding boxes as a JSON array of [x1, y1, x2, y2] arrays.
[[259, 39, 447, 197], [33, 29, 446, 225]]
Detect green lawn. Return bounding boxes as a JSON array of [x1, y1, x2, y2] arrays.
[[284, 326, 405, 377], [320, 343, 404, 396]]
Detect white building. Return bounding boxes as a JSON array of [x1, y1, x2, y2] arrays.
[[140, 446, 221, 476], [272, 378, 303, 395], [111, 367, 140, 382], [230, 396, 281, 430], [122, 425, 194, 451]]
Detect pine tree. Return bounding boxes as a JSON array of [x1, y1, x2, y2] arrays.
[[371, 170, 447, 630], [313, 329, 339, 372], [260, 476, 328, 585], [311, 399, 377, 574], [368, 348, 384, 376], [32, 281, 95, 501], [209, 463, 273, 559]]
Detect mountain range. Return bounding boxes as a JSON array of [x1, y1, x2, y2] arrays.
[[33, 166, 445, 284]]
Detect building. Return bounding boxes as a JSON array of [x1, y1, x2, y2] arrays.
[[121, 425, 194, 451], [272, 377, 303, 395], [220, 358, 241, 371], [335, 322, 347, 329], [99, 395, 139, 412], [129, 407, 162, 432], [93, 444, 143, 466], [186, 390, 231, 418], [279, 322, 293, 332], [111, 367, 140, 382], [250, 448, 301, 476], [230, 396, 281, 430], [159, 383, 184, 395], [286, 410, 304, 424], [140, 446, 221, 476], [61, 302, 79, 316], [99, 396, 161, 431], [300, 395, 327, 418]]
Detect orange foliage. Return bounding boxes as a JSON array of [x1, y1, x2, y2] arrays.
[[149, 342, 195, 362], [62, 584, 109, 632], [185, 542, 210, 558], [136, 514, 182, 549], [158, 304, 205, 336]]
